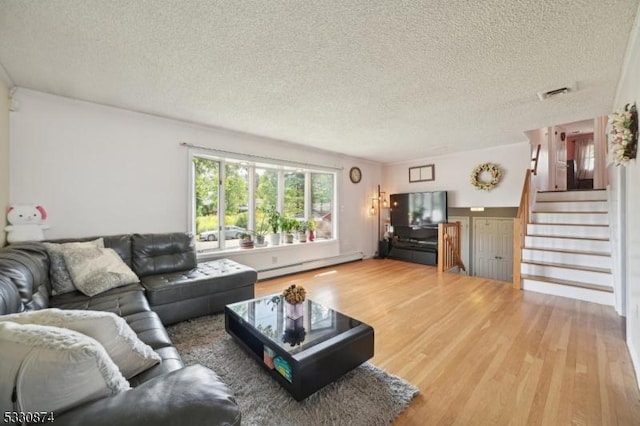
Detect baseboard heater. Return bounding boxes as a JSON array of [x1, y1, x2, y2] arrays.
[[257, 252, 364, 280]]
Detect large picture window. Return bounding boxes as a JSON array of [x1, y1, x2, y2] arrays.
[[191, 152, 337, 252]]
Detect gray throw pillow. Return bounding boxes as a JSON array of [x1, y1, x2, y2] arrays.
[[43, 238, 105, 295], [61, 246, 139, 297], [0, 321, 130, 414], [0, 309, 161, 379]]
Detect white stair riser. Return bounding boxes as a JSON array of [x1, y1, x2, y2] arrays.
[[536, 191, 607, 202], [521, 249, 612, 269], [527, 224, 609, 239], [534, 201, 608, 212], [522, 280, 614, 306], [521, 263, 612, 286], [530, 212, 608, 225], [524, 236, 610, 252]]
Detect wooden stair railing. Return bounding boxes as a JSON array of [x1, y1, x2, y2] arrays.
[[513, 170, 532, 289], [438, 222, 466, 272], [531, 144, 541, 176]]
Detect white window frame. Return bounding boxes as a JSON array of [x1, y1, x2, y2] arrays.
[[188, 148, 339, 254]]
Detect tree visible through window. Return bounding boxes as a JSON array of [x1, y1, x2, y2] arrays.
[[193, 157, 219, 248], [311, 173, 334, 239], [284, 172, 305, 218], [255, 168, 277, 233], [224, 162, 249, 248]]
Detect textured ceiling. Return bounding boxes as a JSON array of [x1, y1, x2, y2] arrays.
[[0, 0, 638, 163]]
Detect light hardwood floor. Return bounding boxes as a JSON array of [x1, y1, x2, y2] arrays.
[[257, 258, 640, 425]]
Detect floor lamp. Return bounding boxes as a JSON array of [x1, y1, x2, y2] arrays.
[[372, 184, 388, 258]]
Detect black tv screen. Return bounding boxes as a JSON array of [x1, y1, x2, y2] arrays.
[[390, 191, 448, 227]]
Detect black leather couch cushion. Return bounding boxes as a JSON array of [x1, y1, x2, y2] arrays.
[[0, 276, 22, 315], [55, 365, 241, 426], [140, 259, 257, 306], [128, 346, 183, 387], [0, 243, 51, 313], [123, 311, 174, 350], [51, 283, 150, 317], [132, 233, 197, 277], [140, 259, 257, 325]]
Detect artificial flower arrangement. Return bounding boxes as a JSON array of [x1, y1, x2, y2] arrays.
[[608, 102, 638, 166], [282, 284, 306, 304], [471, 162, 502, 191]]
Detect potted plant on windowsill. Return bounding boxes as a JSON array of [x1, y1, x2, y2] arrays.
[[307, 219, 317, 242], [239, 232, 254, 249], [297, 220, 308, 243], [266, 206, 281, 246], [280, 217, 296, 244], [253, 210, 269, 247]]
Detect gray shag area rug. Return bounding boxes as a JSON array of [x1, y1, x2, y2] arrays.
[[167, 315, 419, 426]]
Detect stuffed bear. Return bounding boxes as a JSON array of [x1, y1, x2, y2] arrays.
[[5, 204, 49, 244]]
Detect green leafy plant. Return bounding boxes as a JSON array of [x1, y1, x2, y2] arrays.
[[280, 217, 297, 234], [238, 232, 254, 249], [265, 206, 281, 234], [307, 219, 317, 231], [254, 208, 269, 237]]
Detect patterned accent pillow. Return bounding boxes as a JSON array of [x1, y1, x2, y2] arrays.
[[0, 321, 130, 414], [0, 308, 161, 378], [61, 247, 139, 297], [43, 238, 105, 295]]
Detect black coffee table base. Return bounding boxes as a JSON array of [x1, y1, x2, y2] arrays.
[[225, 303, 374, 401]]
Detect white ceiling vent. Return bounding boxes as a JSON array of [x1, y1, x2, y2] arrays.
[[537, 83, 577, 101]]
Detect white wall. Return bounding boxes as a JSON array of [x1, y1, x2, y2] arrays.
[[0, 79, 9, 247], [612, 6, 640, 388], [382, 142, 530, 208], [9, 89, 382, 266]]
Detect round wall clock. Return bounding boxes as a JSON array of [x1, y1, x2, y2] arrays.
[[349, 167, 362, 184]]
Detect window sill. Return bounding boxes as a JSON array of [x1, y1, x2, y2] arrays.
[[196, 239, 338, 261]]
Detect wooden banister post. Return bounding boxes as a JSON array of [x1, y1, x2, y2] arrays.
[[513, 170, 531, 289], [437, 223, 444, 272]]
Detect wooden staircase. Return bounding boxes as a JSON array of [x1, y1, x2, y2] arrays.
[[519, 190, 614, 305]]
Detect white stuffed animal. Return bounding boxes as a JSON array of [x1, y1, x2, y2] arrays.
[[5, 204, 49, 243]]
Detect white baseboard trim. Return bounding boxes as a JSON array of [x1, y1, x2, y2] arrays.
[[257, 252, 364, 280], [628, 334, 640, 391]]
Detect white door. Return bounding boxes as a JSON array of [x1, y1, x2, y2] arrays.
[[553, 127, 567, 190], [450, 216, 470, 275], [473, 218, 514, 283]]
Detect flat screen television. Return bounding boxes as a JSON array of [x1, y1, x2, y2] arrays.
[[390, 191, 448, 228]]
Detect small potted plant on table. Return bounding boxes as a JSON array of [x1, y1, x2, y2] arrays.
[[282, 284, 306, 319]]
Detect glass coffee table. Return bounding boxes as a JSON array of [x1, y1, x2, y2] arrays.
[[225, 294, 374, 401]]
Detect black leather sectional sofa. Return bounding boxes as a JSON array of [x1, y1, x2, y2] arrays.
[[0, 232, 258, 425]]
